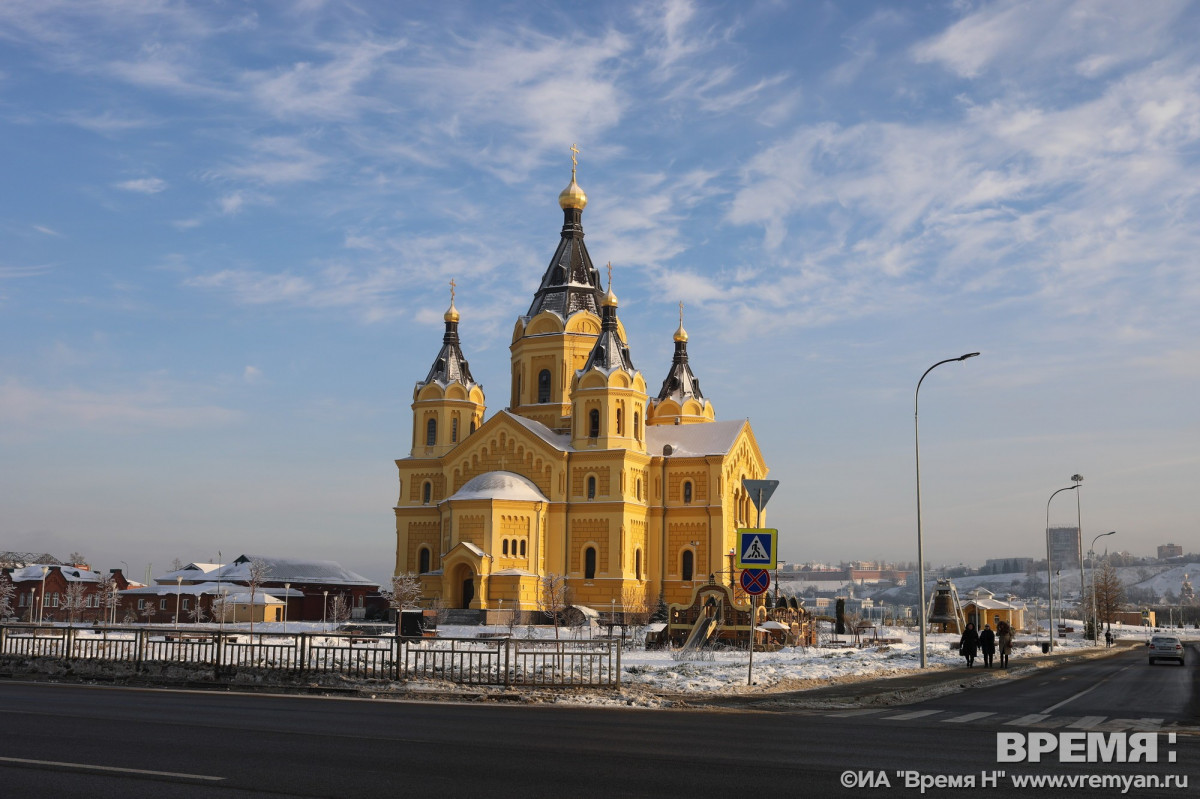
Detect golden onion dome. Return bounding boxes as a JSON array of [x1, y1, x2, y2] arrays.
[[558, 176, 588, 210], [603, 287, 619, 307], [674, 322, 688, 343], [444, 300, 460, 323]]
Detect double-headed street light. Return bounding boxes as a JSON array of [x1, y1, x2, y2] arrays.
[[1090, 530, 1117, 645], [915, 352, 980, 668], [1045, 484, 1079, 652]]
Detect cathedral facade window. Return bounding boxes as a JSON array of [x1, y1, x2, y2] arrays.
[[682, 549, 695, 581], [537, 369, 551, 403], [426, 418, 437, 446], [683, 480, 693, 504], [422, 481, 432, 504], [587, 475, 597, 500], [584, 546, 597, 579], [588, 409, 600, 438], [418, 547, 431, 574]]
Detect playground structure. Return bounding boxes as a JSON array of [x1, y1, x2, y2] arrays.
[[667, 577, 816, 651]]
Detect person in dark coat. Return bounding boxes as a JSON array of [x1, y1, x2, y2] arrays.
[[997, 620, 1014, 668], [959, 622, 979, 668], [979, 624, 996, 667]]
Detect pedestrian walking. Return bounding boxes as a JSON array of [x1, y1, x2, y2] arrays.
[[979, 624, 996, 667], [959, 622, 979, 668], [997, 620, 1013, 668], [1104, 629, 1113, 647]]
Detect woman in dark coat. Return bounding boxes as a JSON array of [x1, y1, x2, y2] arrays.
[[978, 624, 996, 667], [997, 620, 1013, 668], [959, 622, 979, 668]]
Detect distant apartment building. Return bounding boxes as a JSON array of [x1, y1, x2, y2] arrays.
[[1048, 526, 1081, 569], [1158, 543, 1184, 560]]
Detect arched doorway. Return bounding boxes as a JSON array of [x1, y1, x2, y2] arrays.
[[461, 576, 475, 608], [450, 563, 476, 609]]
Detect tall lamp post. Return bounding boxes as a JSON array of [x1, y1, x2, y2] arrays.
[[283, 582, 291, 626], [1089, 531, 1116, 645], [38, 566, 49, 624], [1072, 474, 1085, 632], [915, 352, 980, 668], [1045, 484, 1079, 652], [175, 576, 183, 629]]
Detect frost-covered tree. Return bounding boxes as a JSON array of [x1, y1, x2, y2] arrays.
[[329, 593, 351, 626], [539, 574, 568, 640], [246, 558, 270, 639], [0, 573, 14, 620], [390, 572, 423, 614], [188, 601, 208, 624], [60, 582, 89, 625], [96, 576, 120, 625]]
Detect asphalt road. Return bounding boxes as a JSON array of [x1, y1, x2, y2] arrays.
[[0, 644, 1196, 798]]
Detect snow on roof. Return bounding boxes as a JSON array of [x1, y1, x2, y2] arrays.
[[212, 556, 375, 587], [224, 592, 284, 605], [504, 411, 573, 451], [449, 471, 549, 502], [9, 564, 103, 583], [646, 419, 746, 457], [491, 568, 537, 577]]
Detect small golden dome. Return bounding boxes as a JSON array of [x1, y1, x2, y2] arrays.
[[603, 287, 618, 307], [444, 299, 460, 323], [559, 177, 588, 210], [674, 322, 688, 342]]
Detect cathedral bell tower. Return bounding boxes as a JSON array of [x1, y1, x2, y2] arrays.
[[509, 146, 609, 433], [410, 282, 485, 458], [647, 303, 716, 426]]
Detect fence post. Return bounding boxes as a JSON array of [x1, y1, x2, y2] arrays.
[[504, 640, 511, 688], [299, 633, 307, 675], [214, 632, 223, 679], [615, 639, 621, 689], [136, 628, 146, 672], [0, 624, 7, 655], [66, 626, 76, 661]]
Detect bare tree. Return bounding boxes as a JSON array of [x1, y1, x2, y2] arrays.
[[96, 576, 120, 625], [329, 593, 351, 626], [188, 601, 208, 624], [67, 551, 87, 566], [390, 572, 423, 614], [211, 592, 231, 625], [61, 582, 89, 625], [246, 558, 270, 639], [1094, 560, 1125, 626], [141, 602, 157, 625], [0, 573, 14, 620], [170, 558, 185, 571], [539, 574, 569, 640]]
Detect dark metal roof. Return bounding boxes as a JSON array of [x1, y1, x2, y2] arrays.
[[656, 339, 705, 403], [580, 302, 636, 374], [526, 207, 603, 319], [419, 318, 477, 389]]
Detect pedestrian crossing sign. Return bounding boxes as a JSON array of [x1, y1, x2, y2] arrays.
[[736, 528, 777, 569]]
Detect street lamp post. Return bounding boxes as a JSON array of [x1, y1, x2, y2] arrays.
[[1089, 531, 1116, 644], [175, 576, 183, 629], [915, 352, 979, 668], [1045, 484, 1079, 652], [322, 590, 329, 632], [38, 566, 49, 624], [283, 583, 291, 626], [1072, 474, 1085, 636]]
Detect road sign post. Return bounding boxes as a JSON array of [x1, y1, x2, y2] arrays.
[[740, 479, 779, 687]]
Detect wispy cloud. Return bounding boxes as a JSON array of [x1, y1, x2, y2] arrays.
[[115, 177, 167, 194], [0, 377, 241, 432]]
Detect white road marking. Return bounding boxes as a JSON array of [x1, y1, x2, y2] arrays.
[[1066, 716, 1107, 729], [943, 712, 995, 723], [0, 756, 224, 781], [826, 708, 888, 717], [884, 709, 942, 720], [1005, 714, 1049, 725]]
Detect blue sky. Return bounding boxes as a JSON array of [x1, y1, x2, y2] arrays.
[[2, 1, 1198, 586]]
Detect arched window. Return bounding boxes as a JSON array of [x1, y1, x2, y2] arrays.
[[470, 420, 476, 434], [425, 418, 437, 446], [683, 481, 693, 504], [584, 547, 597, 579], [589, 409, 600, 437], [616, 407, 623, 435], [418, 547, 431, 574], [682, 550, 694, 581], [422, 481, 432, 504], [519, 540, 526, 557], [634, 411, 640, 440], [537, 369, 552, 403], [502, 540, 509, 556], [587, 475, 596, 500], [635, 549, 642, 580], [636, 479, 642, 500], [451, 417, 458, 443]]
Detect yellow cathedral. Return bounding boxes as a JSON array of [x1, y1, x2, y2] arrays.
[[394, 155, 770, 619]]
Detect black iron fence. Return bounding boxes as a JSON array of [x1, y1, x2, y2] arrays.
[[0, 624, 620, 688]]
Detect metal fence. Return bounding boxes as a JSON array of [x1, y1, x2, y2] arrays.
[[0, 624, 620, 688]]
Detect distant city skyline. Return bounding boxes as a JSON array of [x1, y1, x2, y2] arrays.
[[2, 2, 1198, 587]]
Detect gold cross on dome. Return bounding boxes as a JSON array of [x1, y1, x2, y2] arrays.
[[679, 301, 684, 325], [449, 278, 456, 302], [570, 143, 580, 177], [606, 261, 612, 291]]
